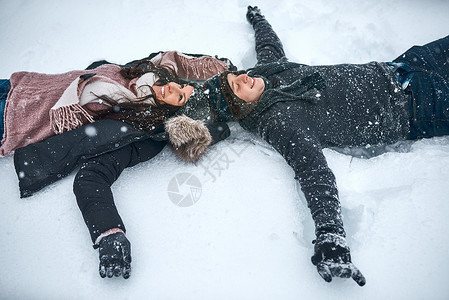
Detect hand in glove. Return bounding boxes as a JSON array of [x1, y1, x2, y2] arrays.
[[246, 5, 265, 25], [98, 232, 132, 279], [205, 121, 230, 144], [311, 233, 366, 286]]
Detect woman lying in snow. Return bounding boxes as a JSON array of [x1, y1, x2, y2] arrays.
[[196, 6, 449, 286], [0, 51, 233, 156], [2, 51, 235, 279]]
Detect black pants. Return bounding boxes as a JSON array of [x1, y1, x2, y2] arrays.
[[73, 138, 166, 243], [394, 35, 449, 139]]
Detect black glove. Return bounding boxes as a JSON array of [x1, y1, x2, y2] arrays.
[[98, 232, 132, 279], [206, 121, 230, 145], [246, 5, 265, 25], [311, 233, 366, 286]]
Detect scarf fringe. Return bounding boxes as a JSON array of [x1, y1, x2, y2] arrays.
[[49, 103, 95, 134]]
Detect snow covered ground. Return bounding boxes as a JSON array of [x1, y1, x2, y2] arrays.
[[1, 0, 449, 299]]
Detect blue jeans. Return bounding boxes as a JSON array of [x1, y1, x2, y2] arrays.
[[393, 35, 449, 140], [0, 79, 10, 140]]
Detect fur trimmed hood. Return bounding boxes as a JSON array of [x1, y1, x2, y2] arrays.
[[165, 114, 212, 162]]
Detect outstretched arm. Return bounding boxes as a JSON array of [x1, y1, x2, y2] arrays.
[[74, 138, 166, 279], [86, 51, 236, 80], [151, 51, 234, 81], [247, 6, 287, 65], [259, 111, 365, 286]]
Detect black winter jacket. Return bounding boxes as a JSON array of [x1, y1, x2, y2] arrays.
[[243, 17, 410, 236], [14, 119, 167, 198]]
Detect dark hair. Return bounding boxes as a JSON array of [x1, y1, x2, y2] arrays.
[[96, 60, 183, 131]]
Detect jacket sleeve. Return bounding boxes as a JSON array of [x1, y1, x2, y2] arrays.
[[259, 113, 346, 237], [251, 16, 287, 65], [150, 51, 232, 81], [86, 51, 237, 79], [73, 138, 166, 243], [14, 119, 164, 198]]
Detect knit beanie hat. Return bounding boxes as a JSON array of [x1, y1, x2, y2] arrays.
[[203, 72, 258, 122]]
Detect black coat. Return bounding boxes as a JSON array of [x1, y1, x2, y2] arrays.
[[243, 17, 410, 236], [14, 119, 168, 242], [14, 119, 167, 198]]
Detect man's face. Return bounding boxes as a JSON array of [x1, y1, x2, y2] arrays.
[[226, 73, 265, 103]]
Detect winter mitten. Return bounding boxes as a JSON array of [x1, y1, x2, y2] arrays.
[[311, 233, 366, 286], [205, 121, 230, 144], [98, 232, 132, 279], [246, 5, 265, 25], [165, 114, 212, 161]]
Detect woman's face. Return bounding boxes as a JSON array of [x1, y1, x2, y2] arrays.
[[152, 82, 193, 106], [227, 73, 265, 103]]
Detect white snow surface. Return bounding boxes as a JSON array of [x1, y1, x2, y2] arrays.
[[1, 0, 449, 299]]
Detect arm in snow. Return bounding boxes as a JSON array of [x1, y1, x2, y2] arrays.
[[86, 51, 236, 80], [259, 118, 345, 237], [73, 139, 166, 244], [72, 134, 165, 280], [247, 6, 287, 65], [258, 111, 365, 285], [150, 51, 234, 81]]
